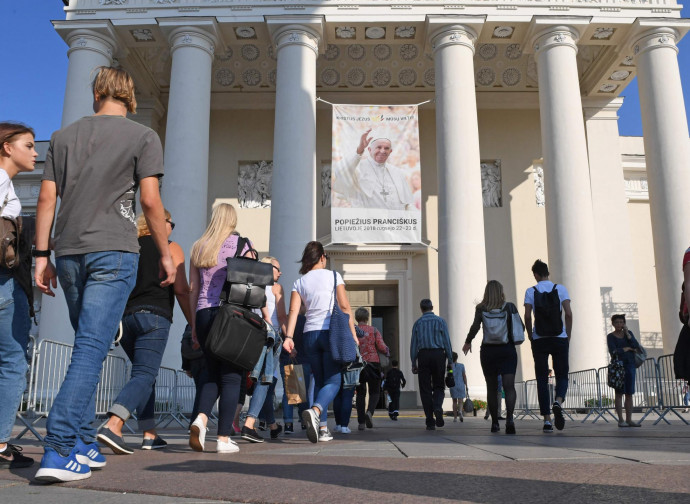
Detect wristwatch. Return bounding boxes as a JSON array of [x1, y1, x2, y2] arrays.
[[32, 249, 51, 257]]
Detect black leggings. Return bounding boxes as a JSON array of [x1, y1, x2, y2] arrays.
[[195, 307, 243, 437], [485, 373, 516, 423]]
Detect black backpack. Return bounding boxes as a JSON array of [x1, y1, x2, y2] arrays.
[[533, 284, 563, 337]]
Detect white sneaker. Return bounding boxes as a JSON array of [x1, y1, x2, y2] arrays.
[[319, 429, 333, 442], [189, 416, 208, 452], [332, 425, 342, 433], [301, 408, 319, 444], [340, 426, 352, 434], [217, 439, 239, 454]]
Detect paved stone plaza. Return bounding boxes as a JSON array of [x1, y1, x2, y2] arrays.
[[1, 412, 689, 503]]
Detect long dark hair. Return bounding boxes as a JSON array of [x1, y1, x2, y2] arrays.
[[299, 241, 325, 275]]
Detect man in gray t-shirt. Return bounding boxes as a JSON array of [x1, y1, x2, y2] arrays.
[[34, 67, 175, 484]]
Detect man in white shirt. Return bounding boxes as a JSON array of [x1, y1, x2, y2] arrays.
[[524, 259, 572, 433], [334, 129, 414, 210]]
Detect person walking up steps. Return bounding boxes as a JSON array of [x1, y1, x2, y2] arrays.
[[410, 299, 453, 431], [523, 260, 572, 433], [385, 360, 406, 420]]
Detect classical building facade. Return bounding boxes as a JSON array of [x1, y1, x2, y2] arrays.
[[28, 0, 690, 404]]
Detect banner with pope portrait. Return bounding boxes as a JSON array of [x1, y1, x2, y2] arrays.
[[331, 104, 422, 244]]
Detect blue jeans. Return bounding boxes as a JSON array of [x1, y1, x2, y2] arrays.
[[303, 329, 342, 427], [248, 377, 277, 424], [0, 269, 31, 443], [44, 252, 138, 456], [531, 337, 569, 416], [109, 310, 171, 432], [333, 381, 355, 428]]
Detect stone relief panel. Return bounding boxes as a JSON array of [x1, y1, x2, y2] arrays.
[[238, 161, 272, 208], [533, 163, 545, 208], [481, 160, 502, 208], [321, 164, 331, 207]]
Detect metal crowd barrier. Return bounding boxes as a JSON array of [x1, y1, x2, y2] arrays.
[[15, 339, 128, 441], [511, 355, 689, 427], [154, 366, 188, 429], [656, 355, 690, 425], [596, 357, 664, 425], [562, 369, 602, 423]]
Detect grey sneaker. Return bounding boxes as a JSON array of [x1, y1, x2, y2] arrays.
[[141, 436, 167, 450], [365, 411, 374, 428], [543, 421, 554, 433], [97, 427, 133, 455], [318, 429, 333, 442]]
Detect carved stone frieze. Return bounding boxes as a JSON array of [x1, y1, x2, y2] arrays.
[[624, 175, 649, 201], [238, 161, 272, 208], [481, 160, 502, 208]]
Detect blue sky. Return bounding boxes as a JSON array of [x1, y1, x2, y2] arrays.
[[1, 2, 689, 140]]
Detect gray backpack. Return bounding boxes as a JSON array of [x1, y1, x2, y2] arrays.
[[481, 304, 509, 345]]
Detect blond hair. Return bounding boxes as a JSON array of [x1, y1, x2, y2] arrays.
[[261, 256, 277, 264], [136, 209, 171, 238], [478, 280, 505, 312], [190, 203, 238, 268], [92, 66, 137, 114]]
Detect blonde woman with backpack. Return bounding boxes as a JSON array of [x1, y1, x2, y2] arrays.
[[462, 280, 519, 435]]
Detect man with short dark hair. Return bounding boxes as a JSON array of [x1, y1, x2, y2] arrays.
[[410, 299, 453, 430], [524, 259, 572, 433], [33, 66, 175, 483]]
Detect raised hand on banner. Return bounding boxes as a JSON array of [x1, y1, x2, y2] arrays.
[[356, 128, 373, 155]]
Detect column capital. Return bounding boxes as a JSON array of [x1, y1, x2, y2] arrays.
[[158, 18, 221, 58], [531, 26, 580, 55], [522, 17, 590, 54], [624, 19, 690, 58], [266, 16, 324, 55], [582, 97, 624, 121], [425, 15, 485, 55], [429, 25, 478, 55], [631, 27, 680, 58], [52, 20, 122, 62]]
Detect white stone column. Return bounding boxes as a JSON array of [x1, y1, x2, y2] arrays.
[[267, 21, 321, 293], [533, 26, 608, 371], [160, 26, 216, 360], [583, 98, 640, 335], [60, 31, 116, 127], [632, 26, 690, 351], [429, 22, 487, 398]]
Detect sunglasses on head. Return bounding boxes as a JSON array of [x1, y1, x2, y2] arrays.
[[166, 219, 175, 230]]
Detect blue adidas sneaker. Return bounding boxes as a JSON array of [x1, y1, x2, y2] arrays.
[[74, 440, 106, 469], [35, 447, 91, 483]]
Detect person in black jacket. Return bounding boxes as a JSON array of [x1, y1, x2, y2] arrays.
[[384, 360, 406, 420]]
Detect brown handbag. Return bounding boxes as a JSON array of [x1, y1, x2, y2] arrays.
[[0, 193, 22, 269]]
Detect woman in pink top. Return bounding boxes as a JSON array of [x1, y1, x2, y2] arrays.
[[187, 203, 255, 454], [355, 308, 389, 430]]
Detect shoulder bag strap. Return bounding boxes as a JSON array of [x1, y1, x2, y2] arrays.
[[330, 270, 339, 313]]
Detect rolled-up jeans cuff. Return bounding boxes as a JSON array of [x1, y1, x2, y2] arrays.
[[108, 403, 132, 422], [137, 418, 156, 432]]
